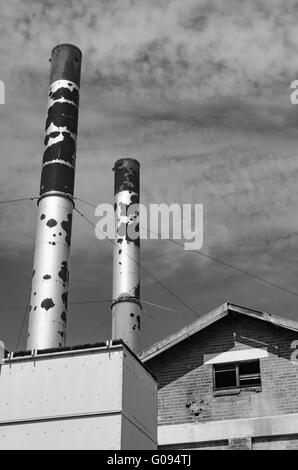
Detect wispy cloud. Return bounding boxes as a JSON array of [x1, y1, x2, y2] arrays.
[[1, 0, 298, 349]]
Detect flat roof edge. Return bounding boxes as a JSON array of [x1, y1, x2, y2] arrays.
[[3, 339, 156, 382]]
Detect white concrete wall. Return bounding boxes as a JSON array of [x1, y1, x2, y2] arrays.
[[0, 345, 157, 450]]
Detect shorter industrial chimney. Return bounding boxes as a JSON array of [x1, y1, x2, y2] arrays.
[[26, 44, 82, 350], [112, 158, 141, 353]]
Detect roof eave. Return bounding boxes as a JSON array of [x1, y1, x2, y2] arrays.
[[141, 302, 229, 362], [141, 302, 298, 363]]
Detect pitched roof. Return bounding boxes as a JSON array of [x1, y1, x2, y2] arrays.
[[140, 302, 298, 362]]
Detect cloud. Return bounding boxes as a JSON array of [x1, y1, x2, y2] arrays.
[[1, 0, 298, 349], [1, 0, 298, 100]]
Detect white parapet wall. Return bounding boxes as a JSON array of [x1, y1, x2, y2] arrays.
[[0, 341, 157, 450], [0, 342, 4, 362]]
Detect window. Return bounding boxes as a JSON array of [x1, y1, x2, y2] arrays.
[[213, 360, 261, 390]]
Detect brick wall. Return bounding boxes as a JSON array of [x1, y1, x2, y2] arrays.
[[229, 437, 252, 450], [146, 312, 298, 427]]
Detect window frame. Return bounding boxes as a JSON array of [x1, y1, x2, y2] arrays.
[[213, 359, 261, 391]]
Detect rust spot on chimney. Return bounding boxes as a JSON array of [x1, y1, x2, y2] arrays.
[[58, 261, 68, 283], [61, 213, 72, 246], [46, 219, 57, 228], [62, 292, 68, 308], [41, 298, 55, 310]]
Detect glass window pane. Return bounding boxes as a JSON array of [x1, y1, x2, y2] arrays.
[[239, 376, 261, 387], [214, 363, 235, 372], [239, 360, 260, 376], [214, 369, 237, 389]]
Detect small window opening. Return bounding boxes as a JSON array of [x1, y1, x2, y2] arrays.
[[213, 359, 261, 390]]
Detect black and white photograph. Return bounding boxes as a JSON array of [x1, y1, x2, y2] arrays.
[[0, 0, 298, 454]]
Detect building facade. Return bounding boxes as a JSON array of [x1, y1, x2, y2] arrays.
[[142, 302, 298, 450]]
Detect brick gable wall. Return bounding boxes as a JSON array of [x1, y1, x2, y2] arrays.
[[146, 312, 298, 427]]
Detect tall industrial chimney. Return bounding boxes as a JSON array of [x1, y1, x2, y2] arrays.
[[112, 158, 141, 353], [26, 44, 82, 350]]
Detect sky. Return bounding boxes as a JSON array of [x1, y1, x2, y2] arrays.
[[1, 0, 298, 351]]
